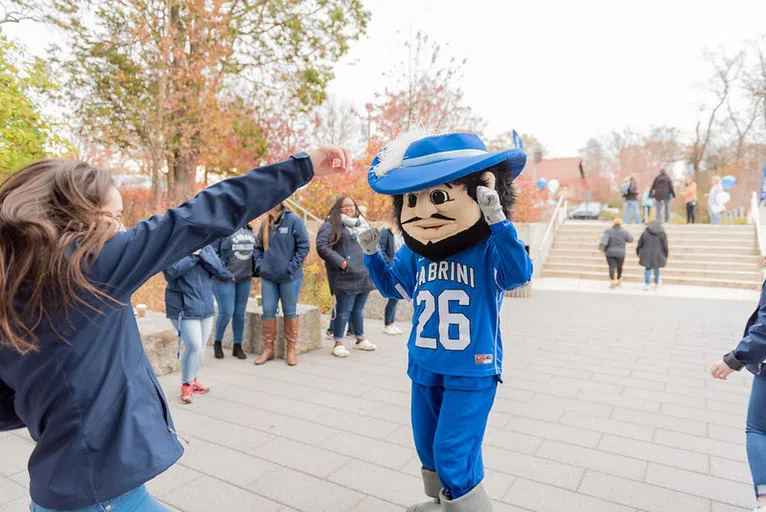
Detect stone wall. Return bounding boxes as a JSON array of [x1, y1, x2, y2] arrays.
[[136, 311, 180, 376], [363, 290, 414, 322]]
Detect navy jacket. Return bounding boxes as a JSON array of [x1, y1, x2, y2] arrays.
[[164, 245, 234, 320], [316, 221, 374, 296], [253, 209, 310, 284], [728, 281, 766, 375], [211, 225, 256, 282], [379, 228, 397, 265], [0, 154, 313, 509]]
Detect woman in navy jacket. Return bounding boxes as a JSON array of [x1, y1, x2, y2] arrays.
[[253, 203, 310, 366], [712, 280, 766, 511], [164, 244, 233, 404], [0, 147, 349, 511]]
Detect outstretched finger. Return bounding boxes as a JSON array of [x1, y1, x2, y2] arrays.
[[343, 148, 353, 171]]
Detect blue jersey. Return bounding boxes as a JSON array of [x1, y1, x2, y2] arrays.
[[365, 220, 533, 378]]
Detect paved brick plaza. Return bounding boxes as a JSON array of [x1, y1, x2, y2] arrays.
[[0, 289, 760, 511]]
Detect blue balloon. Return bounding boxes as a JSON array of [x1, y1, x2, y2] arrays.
[[722, 175, 736, 191], [536, 178, 548, 191]]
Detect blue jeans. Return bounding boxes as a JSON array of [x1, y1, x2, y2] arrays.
[[261, 278, 303, 320], [644, 268, 660, 285], [328, 306, 355, 335], [31, 484, 168, 512], [213, 279, 252, 344], [624, 200, 640, 224], [709, 208, 721, 225], [747, 374, 766, 497], [171, 316, 213, 384], [333, 292, 369, 341], [384, 298, 399, 326], [656, 199, 671, 223]]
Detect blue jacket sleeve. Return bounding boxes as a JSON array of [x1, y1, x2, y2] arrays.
[[199, 246, 234, 280], [288, 219, 310, 275], [0, 378, 24, 431], [163, 255, 200, 281], [91, 154, 313, 301], [489, 220, 534, 291], [731, 285, 766, 367], [364, 247, 416, 300]]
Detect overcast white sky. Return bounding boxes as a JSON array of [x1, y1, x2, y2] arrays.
[[5, 0, 766, 157]]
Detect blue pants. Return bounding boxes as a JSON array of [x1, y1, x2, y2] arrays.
[[261, 278, 303, 320], [656, 199, 671, 223], [644, 268, 660, 285], [213, 279, 252, 344], [709, 208, 722, 225], [410, 365, 497, 499], [31, 484, 168, 512], [384, 298, 399, 326], [333, 292, 369, 342], [327, 306, 355, 335], [747, 373, 766, 497], [624, 200, 641, 224], [171, 316, 213, 384]]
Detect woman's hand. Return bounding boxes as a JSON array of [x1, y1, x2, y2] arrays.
[[339, 260, 347, 270], [711, 360, 736, 380], [309, 146, 353, 177]]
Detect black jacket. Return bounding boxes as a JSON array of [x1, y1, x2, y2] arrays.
[[316, 221, 374, 296], [637, 221, 669, 268], [603, 226, 634, 258], [626, 179, 638, 201], [379, 228, 397, 265], [650, 172, 675, 201]]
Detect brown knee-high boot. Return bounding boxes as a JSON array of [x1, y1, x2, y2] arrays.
[[255, 318, 276, 365], [284, 316, 299, 366]]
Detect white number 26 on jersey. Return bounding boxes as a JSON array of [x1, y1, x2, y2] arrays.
[[414, 290, 471, 351]]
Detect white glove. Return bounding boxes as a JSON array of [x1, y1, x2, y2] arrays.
[[358, 227, 381, 255], [477, 186, 505, 225]]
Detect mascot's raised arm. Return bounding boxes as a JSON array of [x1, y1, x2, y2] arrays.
[[358, 129, 533, 512]]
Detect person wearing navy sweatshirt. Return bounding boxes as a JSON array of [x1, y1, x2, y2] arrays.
[[253, 202, 310, 366], [712, 278, 766, 512], [164, 244, 234, 404], [0, 146, 350, 511]]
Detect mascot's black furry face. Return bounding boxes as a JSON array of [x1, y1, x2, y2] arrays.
[[392, 159, 517, 261]]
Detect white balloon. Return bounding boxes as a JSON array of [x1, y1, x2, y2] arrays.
[[719, 191, 731, 205], [547, 179, 560, 194]]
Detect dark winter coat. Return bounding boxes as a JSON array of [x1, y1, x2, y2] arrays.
[[603, 225, 634, 258], [253, 209, 310, 284], [625, 179, 638, 201], [0, 153, 314, 509], [164, 245, 234, 320], [316, 220, 375, 296], [636, 221, 669, 269], [725, 281, 766, 375], [650, 172, 675, 201]]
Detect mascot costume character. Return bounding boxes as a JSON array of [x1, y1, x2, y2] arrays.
[[358, 130, 534, 511]]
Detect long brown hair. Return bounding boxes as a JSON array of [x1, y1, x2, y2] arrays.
[[0, 159, 119, 354], [259, 202, 285, 251], [326, 195, 360, 246]]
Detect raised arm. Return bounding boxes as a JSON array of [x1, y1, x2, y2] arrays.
[[359, 227, 416, 300], [726, 286, 766, 369], [489, 221, 534, 290]]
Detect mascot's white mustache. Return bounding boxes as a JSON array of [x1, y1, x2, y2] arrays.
[[402, 213, 456, 225]]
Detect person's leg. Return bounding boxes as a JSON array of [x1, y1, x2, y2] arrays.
[[644, 267, 651, 286], [255, 279, 278, 365], [616, 257, 625, 280], [746, 374, 766, 505], [691, 203, 696, 224], [665, 200, 671, 223], [686, 202, 692, 224], [607, 257, 616, 280], [30, 484, 170, 512], [332, 294, 354, 356], [170, 318, 192, 385], [212, 281, 234, 358], [179, 318, 205, 384], [280, 278, 303, 366], [654, 268, 660, 285], [191, 316, 213, 393], [351, 291, 376, 351], [433, 377, 497, 507], [623, 201, 630, 223], [631, 201, 641, 224], [410, 381, 443, 506], [231, 278, 252, 359]]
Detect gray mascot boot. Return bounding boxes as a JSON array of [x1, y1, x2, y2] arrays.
[[440, 483, 492, 511], [405, 468, 442, 512]]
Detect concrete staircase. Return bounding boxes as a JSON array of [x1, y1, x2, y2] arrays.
[[542, 221, 763, 289]]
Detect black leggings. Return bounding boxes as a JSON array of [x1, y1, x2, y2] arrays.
[[686, 202, 696, 224], [607, 256, 625, 280]]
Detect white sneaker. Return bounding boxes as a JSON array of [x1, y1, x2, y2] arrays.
[[332, 344, 350, 358], [393, 324, 404, 335], [353, 339, 377, 351], [383, 325, 400, 336], [644, 285, 651, 291]]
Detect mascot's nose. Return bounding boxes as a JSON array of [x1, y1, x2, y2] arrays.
[[414, 191, 438, 219]]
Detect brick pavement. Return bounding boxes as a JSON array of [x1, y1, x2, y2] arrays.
[[0, 289, 759, 511]]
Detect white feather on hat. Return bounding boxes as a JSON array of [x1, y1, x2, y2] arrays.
[[372, 124, 436, 177]]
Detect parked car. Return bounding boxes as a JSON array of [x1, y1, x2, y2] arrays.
[[568, 202, 603, 220]]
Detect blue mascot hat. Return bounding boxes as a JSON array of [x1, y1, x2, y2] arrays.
[[368, 131, 526, 195]]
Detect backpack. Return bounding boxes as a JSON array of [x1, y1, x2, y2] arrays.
[[620, 182, 630, 198], [599, 231, 610, 252]]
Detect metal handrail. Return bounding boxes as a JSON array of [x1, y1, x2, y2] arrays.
[[284, 197, 323, 238], [538, 194, 568, 253], [751, 191, 765, 258]]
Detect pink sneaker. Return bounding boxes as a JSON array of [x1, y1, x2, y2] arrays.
[[192, 378, 209, 395], [180, 383, 194, 404]]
